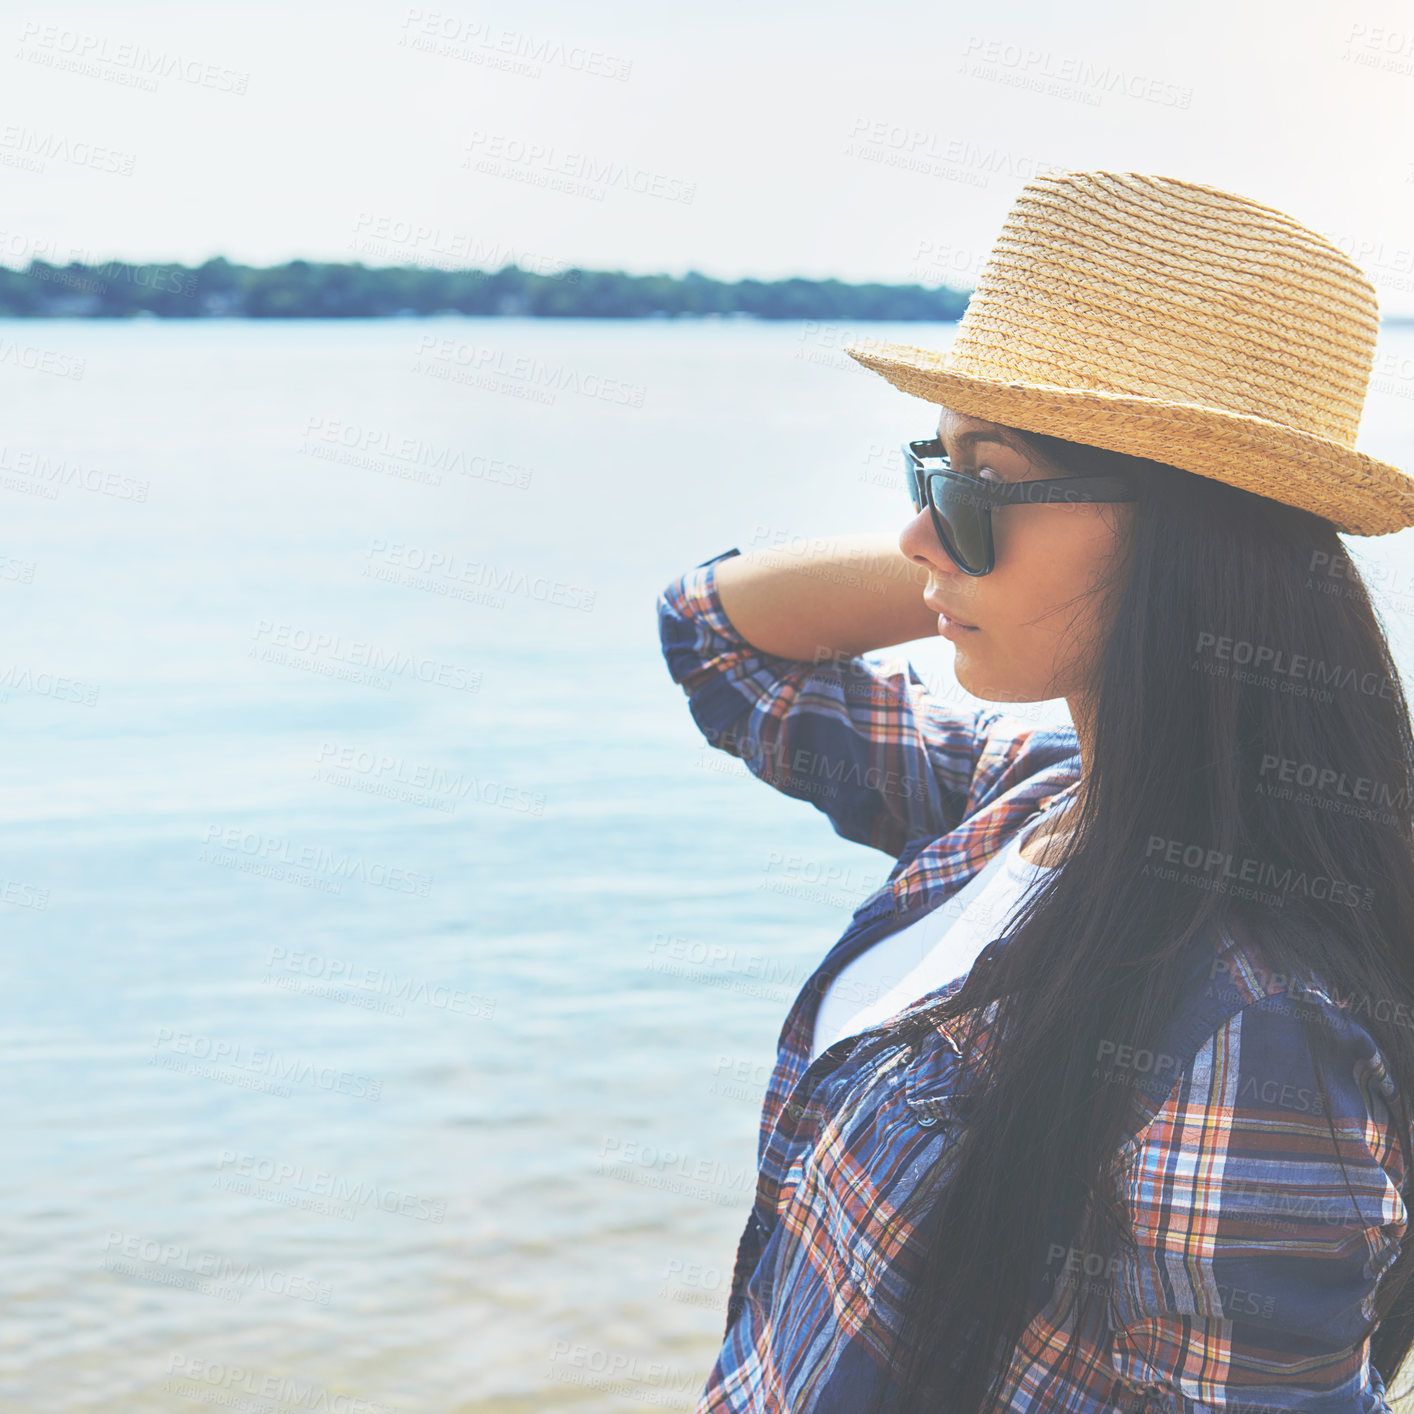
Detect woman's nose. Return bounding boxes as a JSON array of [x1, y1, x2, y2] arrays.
[[898, 507, 964, 576]]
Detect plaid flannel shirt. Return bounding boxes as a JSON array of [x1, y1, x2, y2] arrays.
[[657, 545, 1410, 1414]]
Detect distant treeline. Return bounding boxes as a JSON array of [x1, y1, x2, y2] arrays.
[[0, 257, 972, 320]]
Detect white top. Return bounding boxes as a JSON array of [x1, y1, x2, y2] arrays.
[[809, 812, 1065, 1062]]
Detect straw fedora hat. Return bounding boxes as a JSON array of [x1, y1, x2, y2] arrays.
[[844, 170, 1414, 537]]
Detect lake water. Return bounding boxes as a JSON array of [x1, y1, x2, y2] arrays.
[[5, 316, 1414, 1413]]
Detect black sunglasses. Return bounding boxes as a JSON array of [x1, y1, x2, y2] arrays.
[[902, 438, 1138, 576]]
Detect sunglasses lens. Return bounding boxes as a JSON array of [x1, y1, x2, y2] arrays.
[[927, 472, 990, 573]]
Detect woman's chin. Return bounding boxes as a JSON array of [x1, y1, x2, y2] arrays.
[[953, 649, 1034, 705], [951, 648, 985, 696]]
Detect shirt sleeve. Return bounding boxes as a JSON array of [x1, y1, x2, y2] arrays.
[[656, 545, 997, 857], [1106, 993, 1409, 1412]]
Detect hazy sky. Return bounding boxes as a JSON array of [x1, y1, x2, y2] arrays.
[[4, 0, 1414, 311]]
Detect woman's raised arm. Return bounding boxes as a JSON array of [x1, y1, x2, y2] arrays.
[[710, 531, 940, 661]]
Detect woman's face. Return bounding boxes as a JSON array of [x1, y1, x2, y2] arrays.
[[897, 407, 1134, 704]]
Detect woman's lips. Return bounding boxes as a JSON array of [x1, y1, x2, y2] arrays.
[[936, 614, 979, 638], [924, 597, 978, 630]]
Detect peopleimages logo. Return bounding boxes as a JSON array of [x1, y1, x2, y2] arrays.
[[1257, 753, 1411, 816], [462, 132, 694, 205], [0, 445, 150, 500], [250, 619, 482, 694], [399, 9, 632, 81], [15, 22, 251, 94], [163, 1354, 408, 1413], [199, 824, 434, 897], [347, 214, 578, 281], [957, 35, 1193, 108], [0, 338, 86, 378], [300, 415, 533, 488], [150, 1027, 384, 1101], [1191, 630, 1399, 704], [411, 333, 649, 407], [0, 123, 137, 176], [1142, 835, 1375, 910], [0, 661, 100, 706], [213, 1149, 447, 1224], [264, 944, 497, 1019], [363, 537, 596, 613], [102, 1232, 330, 1304]]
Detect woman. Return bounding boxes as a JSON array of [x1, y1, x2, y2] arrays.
[[657, 170, 1414, 1413]]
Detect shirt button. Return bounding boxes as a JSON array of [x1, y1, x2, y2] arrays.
[[913, 1107, 938, 1127]]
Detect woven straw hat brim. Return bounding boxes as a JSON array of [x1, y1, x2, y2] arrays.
[[844, 340, 1414, 538]]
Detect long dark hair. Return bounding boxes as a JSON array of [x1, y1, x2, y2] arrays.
[[853, 428, 1414, 1413]]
